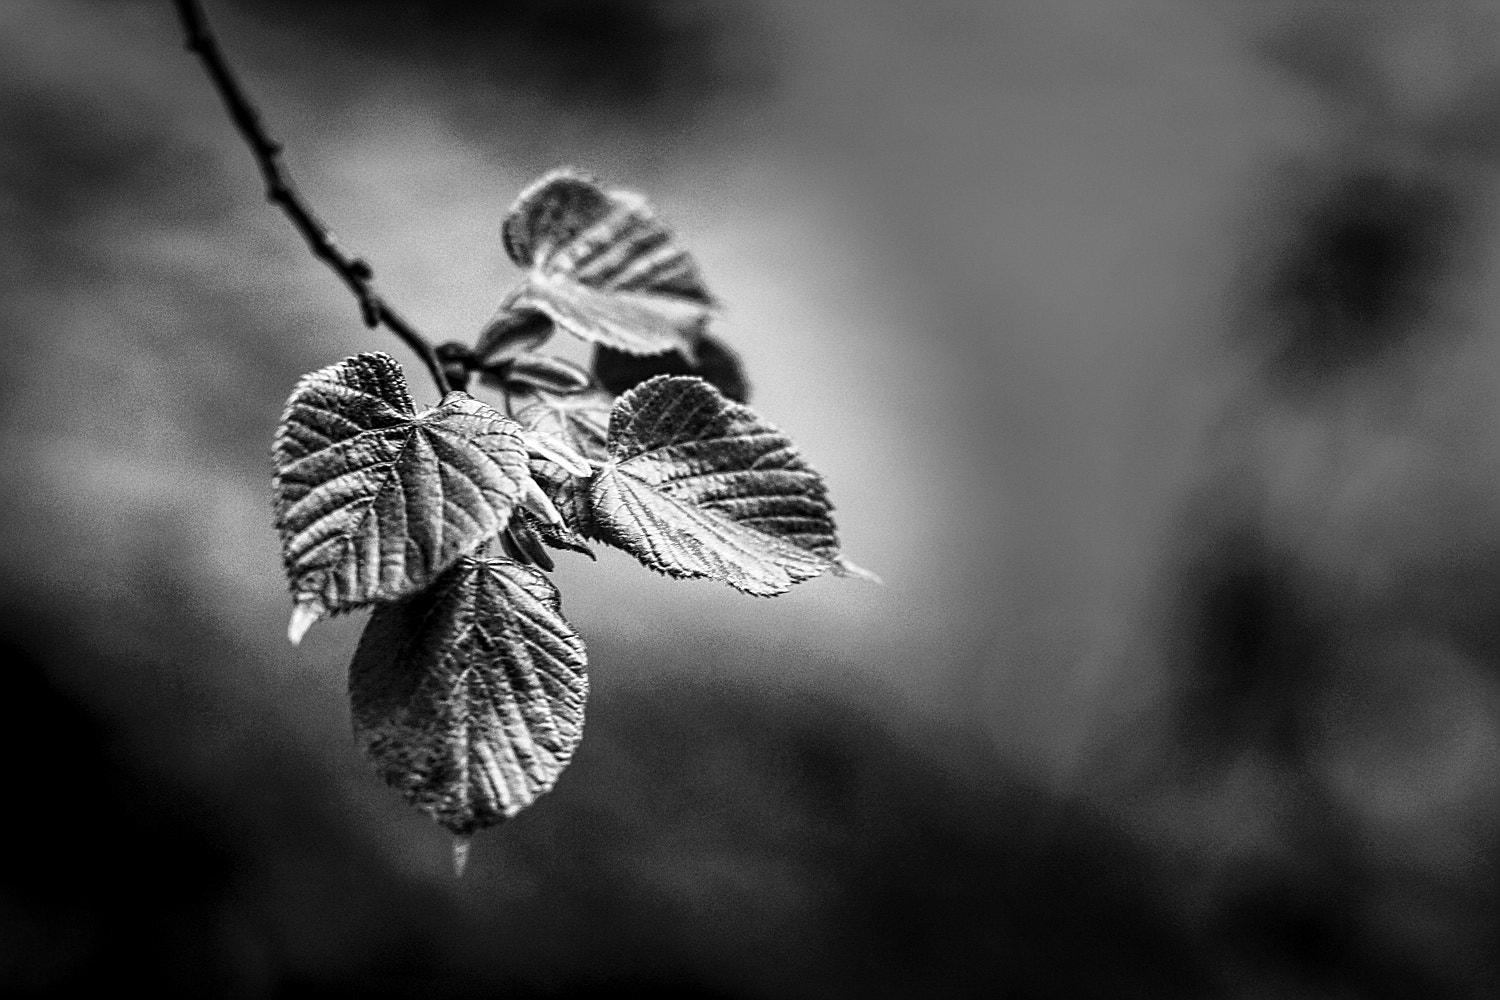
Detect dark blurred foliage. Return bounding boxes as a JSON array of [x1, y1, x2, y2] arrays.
[[1262, 167, 1467, 381], [247, 0, 772, 131], [593, 336, 750, 403], [0, 601, 1207, 998]]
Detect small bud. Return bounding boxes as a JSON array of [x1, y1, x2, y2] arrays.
[[452, 836, 471, 878], [442, 361, 471, 393]]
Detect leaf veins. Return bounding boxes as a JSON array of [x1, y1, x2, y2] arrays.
[[588, 375, 841, 596], [498, 168, 714, 358], [272, 352, 530, 638], [350, 555, 588, 835]]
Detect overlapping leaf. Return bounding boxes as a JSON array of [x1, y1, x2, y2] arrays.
[[521, 458, 596, 558], [350, 555, 588, 835], [511, 387, 614, 463], [588, 375, 840, 596], [272, 352, 531, 639], [498, 168, 714, 358]]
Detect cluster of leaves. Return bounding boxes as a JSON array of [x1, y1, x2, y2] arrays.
[[271, 170, 869, 849]]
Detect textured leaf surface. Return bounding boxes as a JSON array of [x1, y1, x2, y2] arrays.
[[588, 376, 839, 596], [500, 168, 713, 357], [350, 556, 588, 835], [512, 388, 613, 463], [594, 333, 750, 403], [525, 459, 596, 558], [272, 353, 530, 629]]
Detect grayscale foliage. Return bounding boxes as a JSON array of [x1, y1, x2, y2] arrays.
[[272, 353, 531, 638], [498, 168, 714, 357], [183, 2, 871, 843], [350, 556, 588, 835], [511, 387, 614, 463], [588, 375, 840, 596]]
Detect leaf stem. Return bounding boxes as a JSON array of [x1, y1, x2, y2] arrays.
[[173, 0, 451, 397]]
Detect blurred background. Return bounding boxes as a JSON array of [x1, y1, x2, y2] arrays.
[[3, 1, 1499, 996]]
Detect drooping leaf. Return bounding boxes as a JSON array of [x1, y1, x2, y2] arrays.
[[272, 352, 530, 639], [587, 375, 840, 596], [349, 555, 588, 835], [594, 332, 750, 403], [511, 388, 614, 463], [498, 168, 714, 358]]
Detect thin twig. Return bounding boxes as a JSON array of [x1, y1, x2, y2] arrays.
[[174, 0, 451, 396]]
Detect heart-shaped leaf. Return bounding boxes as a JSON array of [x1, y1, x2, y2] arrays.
[[350, 555, 588, 834], [499, 168, 714, 358], [587, 375, 839, 596], [272, 352, 530, 640]]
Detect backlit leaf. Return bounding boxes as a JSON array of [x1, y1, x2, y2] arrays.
[[272, 353, 530, 637], [350, 555, 588, 834], [511, 387, 613, 463], [588, 376, 839, 596], [499, 168, 714, 357]]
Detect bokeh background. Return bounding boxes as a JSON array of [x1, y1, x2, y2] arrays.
[[3, 1, 1499, 996]]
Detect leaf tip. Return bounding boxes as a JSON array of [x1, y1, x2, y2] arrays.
[[287, 602, 321, 645], [833, 556, 882, 586], [452, 836, 472, 878]]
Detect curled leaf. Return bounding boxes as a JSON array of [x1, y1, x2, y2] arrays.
[[516, 508, 594, 561], [519, 475, 563, 526], [588, 376, 839, 596], [474, 309, 552, 366], [499, 168, 714, 358], [272, 352, 530, 634], [505, 518, 556, 572], [350, 555, 588, 835], [523, 458, 596, 559]]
